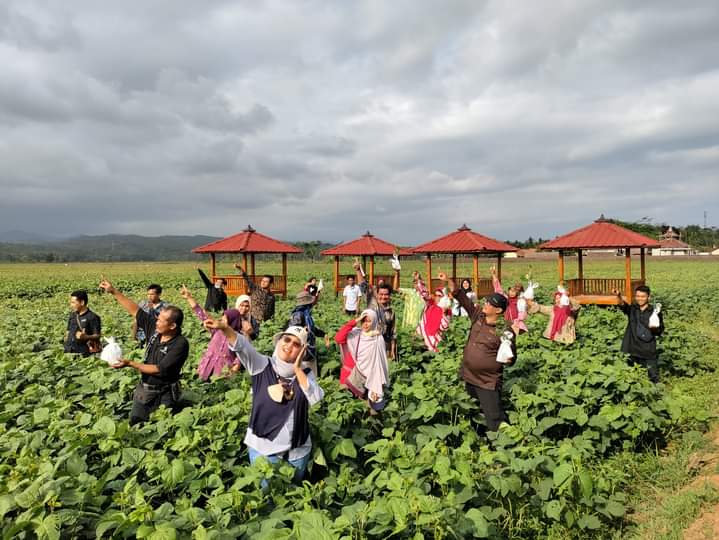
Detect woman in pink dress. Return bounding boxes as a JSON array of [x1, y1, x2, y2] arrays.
[[180, 286, 255, 380]]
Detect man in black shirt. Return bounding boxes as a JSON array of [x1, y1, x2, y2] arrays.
[[99, 278, 190, 424], [613, 285, 665, 383], [197, 268, 228, 312], [64, 290, 102, 356]]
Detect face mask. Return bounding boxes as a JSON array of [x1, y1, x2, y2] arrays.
[[215, 283, 223, 289]]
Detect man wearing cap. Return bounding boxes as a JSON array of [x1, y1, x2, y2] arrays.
[[354, 261, 400, 359], [204, 319, 324, 485], [443, 272, 520, 434], [287, 291, 328, 375]]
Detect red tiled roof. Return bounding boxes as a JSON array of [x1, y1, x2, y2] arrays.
[[411, 225, 517, 254], [192, 226, 303, 254], [539, 218, 660, 250], [321, 231, 412, 256], [659, 238, 691, 249]]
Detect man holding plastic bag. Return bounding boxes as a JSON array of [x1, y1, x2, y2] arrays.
[[614, 285, 664, 384], [99, 278, 190, 424], [444, 272, 520, 435]]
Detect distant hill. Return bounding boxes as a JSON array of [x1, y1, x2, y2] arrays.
[[0, 234, 221, 262], [0, 230, 60, 244]]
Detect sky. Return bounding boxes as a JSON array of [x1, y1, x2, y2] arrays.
[[1, 0, 718, 244]]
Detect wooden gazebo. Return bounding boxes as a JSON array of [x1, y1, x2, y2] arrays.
[[538, 217, 660, 305], [411, 225, 518, 294], [320, 231, 412, 295], [192, 225, 302, 298]]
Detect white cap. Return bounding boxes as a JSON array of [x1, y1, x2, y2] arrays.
[[272, 325, 309, 347]]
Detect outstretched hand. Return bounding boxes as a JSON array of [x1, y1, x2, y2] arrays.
[[179, 284, 193, 300], [489, 265, 497, 276], [412, 270, 420, 281], [438, 271, 448, 281], [98, 277, 115, 294], [203, 318, 228, 331]]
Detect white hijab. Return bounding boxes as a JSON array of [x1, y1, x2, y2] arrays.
[[346, 309, 389, 398]]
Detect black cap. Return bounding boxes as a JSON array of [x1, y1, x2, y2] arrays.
[[486, 293, 508, 312]]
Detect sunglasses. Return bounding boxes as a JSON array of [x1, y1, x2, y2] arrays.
[[281, 335, 303, 348]]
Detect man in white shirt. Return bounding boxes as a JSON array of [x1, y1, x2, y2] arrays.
[[342, 275, 362, 316]]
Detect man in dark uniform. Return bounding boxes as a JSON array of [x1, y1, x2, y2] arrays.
[[99, 278, 189, 425], [64, 290, 102, 356], [614, 285, 665, 383]]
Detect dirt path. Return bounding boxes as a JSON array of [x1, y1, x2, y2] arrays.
[[681, 431, 719, 539]]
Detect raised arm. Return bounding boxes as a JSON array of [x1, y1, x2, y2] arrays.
[[413, 271, 432, 303], [611, 288, 630, 314], [204, 318, 267, 374], [235, 263, 258, 292], [99, 278, 139, 317], [490, 265, 504, 295], [452, 284, 478, 319], [197, 268, 213, 289]]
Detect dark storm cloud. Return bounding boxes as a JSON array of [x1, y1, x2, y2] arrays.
[[0, 0, 718, 244]]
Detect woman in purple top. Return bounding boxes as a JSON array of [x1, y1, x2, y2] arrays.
[[180, 285, 254, 380]]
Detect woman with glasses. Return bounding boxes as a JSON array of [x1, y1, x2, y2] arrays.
[[203, 319, 324, 484], [412, 271, 452, 352]]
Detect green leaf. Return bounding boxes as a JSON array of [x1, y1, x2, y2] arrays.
[[578, 514, 602, 529], [93, 416, 116, 437], [604, 500, 626, 517], [35, 514, 60, 540], [578, 471, 593, 499], [465, 508, 489, 538], [149, 525, 177, 540], [0, 494, 16, 519], [544, 500, 562, 521], [33, 407, 50, 424], [553, 463, 573, 489], [334, 438, 357, 459]]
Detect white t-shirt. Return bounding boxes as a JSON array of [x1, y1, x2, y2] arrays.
[[343, 284, 362, 311]]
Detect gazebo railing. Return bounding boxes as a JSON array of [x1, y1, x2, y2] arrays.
[[566, 278, 645, 296], [213, 274, 288, 298]]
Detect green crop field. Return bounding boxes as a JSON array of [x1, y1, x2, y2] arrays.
[[1, 258, 718, 539]]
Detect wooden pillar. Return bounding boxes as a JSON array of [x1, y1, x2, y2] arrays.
[[281, 253, 288, 299], [242, 253, 248, 273], [250, 253, 256, 276], [452, 253, 457, 281], [558, 250, 565, 284], [473, 254, 479, 290], [425, 254, 433, 285], [210, 253, 216, 277], [369, 255, 375, 285], [640, 247, 646, 283], [496, 253, 502, 281], [362, 255, 367, 273], [577, 249, 584, 295], [333, 256, 340, 297], [624, 247, 632, 300]]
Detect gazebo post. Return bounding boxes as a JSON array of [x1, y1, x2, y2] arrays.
[[281, 253, 288, 299], [624, 247, 632, 300], [210, 253, 216, 278], [473, 254, 479, 290], [242, 253, 248, 272], [369, 255, 375, 285], [577, 249, 584, 295], [452, 253, 457, 281], [425, 254, 433, 284], [558, 250, 565, 284], [640, 247, 646, 283], [334, 256, 340, 297], [496, 252, 502, 281], [250, 253, 256, 276]]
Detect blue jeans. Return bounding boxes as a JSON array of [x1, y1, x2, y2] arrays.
[[248, 447, 311, 487]]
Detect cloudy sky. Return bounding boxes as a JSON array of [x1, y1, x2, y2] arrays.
[[1, 0, 718, 244]]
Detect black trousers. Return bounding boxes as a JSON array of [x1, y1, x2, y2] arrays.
[[465, 382, 507, 433], [629, 356, 659, 384], [130, 387, 178, 425]]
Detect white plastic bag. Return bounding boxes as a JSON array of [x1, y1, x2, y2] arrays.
[[317, 278, 324, 292], [438, 294, 452, 311], [496, 331, 515, 364], [557, 285, 570, 306], [648, 303, 662, 328], [517, 295, 527, 314], [390, 254, 401, 271], [524, 281, 539, 300], [100, 337, 123, 366]]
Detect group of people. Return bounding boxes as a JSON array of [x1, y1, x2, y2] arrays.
[[62, 262, 664, 484]]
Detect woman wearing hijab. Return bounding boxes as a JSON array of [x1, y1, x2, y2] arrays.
[[526, 288, 581, 344], [335, 309, 390, 413], [287, 291, 328, 376], [412, 271, 452, 352], [454, 278, 477, 317], [179, 286, 256, 380], [203, 319, 324, 484]]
